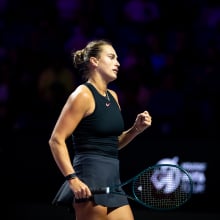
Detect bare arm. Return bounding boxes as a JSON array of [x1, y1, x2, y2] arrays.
[[48, 85, 93, 199], [118, 111, 152, 149], [49, 86, 88, 176], [109, 90, 152, 149]]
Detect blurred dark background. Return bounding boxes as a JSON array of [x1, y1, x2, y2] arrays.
[[1, 0, 219, 219]]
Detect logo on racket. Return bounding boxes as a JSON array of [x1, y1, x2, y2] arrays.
[[151, 157, 181, 194]]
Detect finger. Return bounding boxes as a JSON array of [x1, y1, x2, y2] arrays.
[[142, 114, 150, 121], [75, 187, 86, 199], [86, 188, 92, 198], [144, 110, 149, 115], [80, 186, 91, 198], [82, 187, 89, 198]]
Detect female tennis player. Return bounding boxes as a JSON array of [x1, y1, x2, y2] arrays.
[[49, 39, 152, 220]]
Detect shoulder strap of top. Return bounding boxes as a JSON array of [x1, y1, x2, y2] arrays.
[[84, 82, 97, 95]]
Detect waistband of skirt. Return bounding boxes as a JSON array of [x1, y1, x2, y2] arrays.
[[74, 148, 118, 159]]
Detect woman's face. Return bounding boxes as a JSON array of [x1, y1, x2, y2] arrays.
[[95, 45, 120, 82]]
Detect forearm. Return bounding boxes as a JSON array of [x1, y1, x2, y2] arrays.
[[118, 125, 141, 150], [118, 110, 152, 149], [49, 138, 75, 177]]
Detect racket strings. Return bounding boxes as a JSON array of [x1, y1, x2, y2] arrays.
[[133, 166, 192, 209]]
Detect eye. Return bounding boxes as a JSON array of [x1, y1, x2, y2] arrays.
[[108, 55, 114, 59], [107, 53, 116, 60]]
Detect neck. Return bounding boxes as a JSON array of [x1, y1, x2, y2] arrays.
[[87, 80, 107, 96]]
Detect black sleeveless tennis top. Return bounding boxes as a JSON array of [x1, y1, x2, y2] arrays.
[[72, 82, 124, 158]]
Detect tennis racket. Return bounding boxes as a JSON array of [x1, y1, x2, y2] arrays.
[[91, 164, 193, 210]]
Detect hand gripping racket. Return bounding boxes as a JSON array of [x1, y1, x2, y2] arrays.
[[91, 164, 193, 210]]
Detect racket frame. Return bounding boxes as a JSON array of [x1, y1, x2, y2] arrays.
[[92, 164, 193, 210]]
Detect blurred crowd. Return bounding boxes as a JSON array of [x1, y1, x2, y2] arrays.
[[1, 0, 220, 140]]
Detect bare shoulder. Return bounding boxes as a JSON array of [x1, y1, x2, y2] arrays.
[[69, 84, 92, 101], [67, 84, 94, 116]]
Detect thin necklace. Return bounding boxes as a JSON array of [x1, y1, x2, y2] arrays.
[[87, 81, 110, 105], [105, 91, 111, 107], [105, 91, 110, 102]]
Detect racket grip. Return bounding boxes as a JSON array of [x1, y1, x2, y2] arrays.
[[91, 187, 110, 194]]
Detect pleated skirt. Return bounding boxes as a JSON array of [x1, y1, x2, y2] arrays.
[[52, 154, 129, 211]]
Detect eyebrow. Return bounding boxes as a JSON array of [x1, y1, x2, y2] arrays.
[[107, 53, 118, 59]]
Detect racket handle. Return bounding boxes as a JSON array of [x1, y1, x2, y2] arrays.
[[91, 187, 110, 194]]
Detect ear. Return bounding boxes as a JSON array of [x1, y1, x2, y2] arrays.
[[90, 57, 98, 67]]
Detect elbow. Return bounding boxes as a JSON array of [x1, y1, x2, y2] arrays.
[[48, 137, 54, 150], [48, 134, 65, 151], [48, 135, 58, 150], [48, 137, 53, 148]]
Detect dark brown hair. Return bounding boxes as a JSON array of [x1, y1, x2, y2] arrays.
[[72, 39, 112, 80]]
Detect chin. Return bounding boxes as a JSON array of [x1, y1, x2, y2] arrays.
[[110, 76, 117, 82]]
